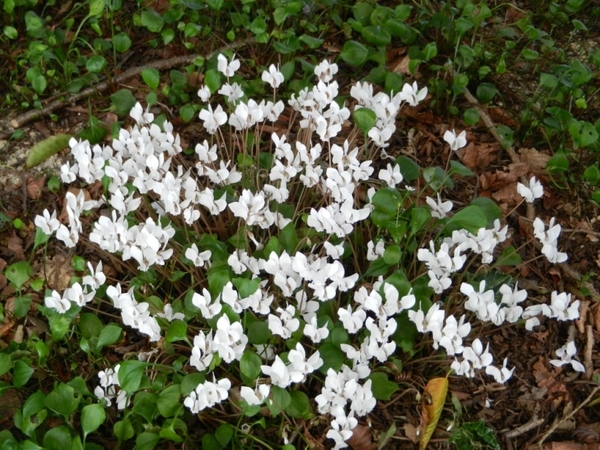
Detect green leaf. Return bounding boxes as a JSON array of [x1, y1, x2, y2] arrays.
[[299, 34, 324, 49], [495, 125, 514, 149], [318, 343, 345, 372], [231, 277, 260, 299], [79, 313, 104, 339], [285, 390, 313, 418], [117, 360, 147, 392], [361, 25, 391, 46], [157, 384, 181, 418], [43, 426, 72, 450], [165, 320, 187, 343], [140, 9, 164, 32], [396, 156, 420, 182], [86, 55, 107, 73], [268, 386, 291, 415], [470, 197, 502, 225], [25, 134, 71, 169], [369, 372, 399, 400], [449, 160, 474, 177], [496, 246, 521, 266], [540, 73, 558, 89], [0, 353, 12, 376], [352, 108, 377, 133], [88, 0, 104, 17], [383, 245, 401, 265], [476, 82, 497, 104], [136, 432, 160, 450], [584, 165, 600, 185], [34, 228, 50, 249], [141, 68, 160, 89], [97, 324, 122, 349], [339, 40, 369, 66], [410, 207, 431, 234], [45, 383, 80, 418], [444, 205, 487, 234], [31, 74, 46, 94], [204, 69, 221, 93], [180, 104, 196, 122], [114, 419, 134, 441], [180, 373, 205, 396], [110, 89, 137, 117], [81, 404, 106, 437], [239, 351, 262, 385], [463, 108, 480, 126], [4, 26, 17, 39], [48, 314, 73, 341], [247, 321, 270, 345], [5, 261, 31, 291], [569, 120, 598, 148], [352, 2, 374, 25], [215, 424, 234, 447], [113, 32, 132, 53], [14, 296, 32, 318]]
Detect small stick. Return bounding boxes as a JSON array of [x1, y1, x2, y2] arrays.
[[6, 38, 253, 130]]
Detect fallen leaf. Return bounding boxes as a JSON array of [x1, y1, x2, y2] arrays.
[[348, 424, 376, 450], [403, 423, 419, 443], [26, 176, 45, 200], [519, 147, 551, 172], [479, 162, 529, 190], [458, 142, 499, 171], [419, 377, 448, 450]]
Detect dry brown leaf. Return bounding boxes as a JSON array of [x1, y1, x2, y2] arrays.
[[479, 162, 529, 190], [519, 147, 551, 172], [347, 424, 376, 450], [6, 234, 25, 261], [457, 142, 499, 171], [403, 423, 419, 443], [26, 176, 45, 200], [491, 183, 521, 205]]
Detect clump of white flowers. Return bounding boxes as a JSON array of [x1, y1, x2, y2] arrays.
[[35, 54, 582, 450]]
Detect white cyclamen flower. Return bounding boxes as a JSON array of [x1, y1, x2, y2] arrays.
[[184, 377, 231, 413], [517, 176, 544, 203], [262, 64, 284, 89], [443, 129, 467, 151], [217, 53, 240, 77]]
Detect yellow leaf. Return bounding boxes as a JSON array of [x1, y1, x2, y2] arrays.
[[419, 377, 448, 450]]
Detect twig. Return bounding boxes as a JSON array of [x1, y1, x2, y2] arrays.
[[6, 38, 254, 130], [535, 384, 600, 447], [503, 417, 545, 439]]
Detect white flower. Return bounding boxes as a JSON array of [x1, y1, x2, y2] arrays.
[[45, 290, 71, 313], [314, 60, 338, 83], [426, 193, 453, 219], [262, 64, 284, 89], [399, 81, 427, 106], [517, 176, 544, 203], [549, 291, 579, 321], [35, 209, 60, 235], [240, 384, 271, 405], [338, 305, 366, 334], [217, 53, 240, 77], [378, 163, 403, 187], [199, 104, 227, 134], [443, 129, 467, 151], [184, 377, 231, 413], [218, 82, 244, 104], [191, 288, 222, 319], [185, 244, 212, 268], [463, 339, 493, 370], [197, 85, 211, 102], [303, 316, 329, 343], [156, 304, 185, 322], [550, 340, 585, 373], [486, 358, 515, 383], [261, 356, 293, 388]]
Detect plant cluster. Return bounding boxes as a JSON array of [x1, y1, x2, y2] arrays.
[[0, 52, 585, 449]]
